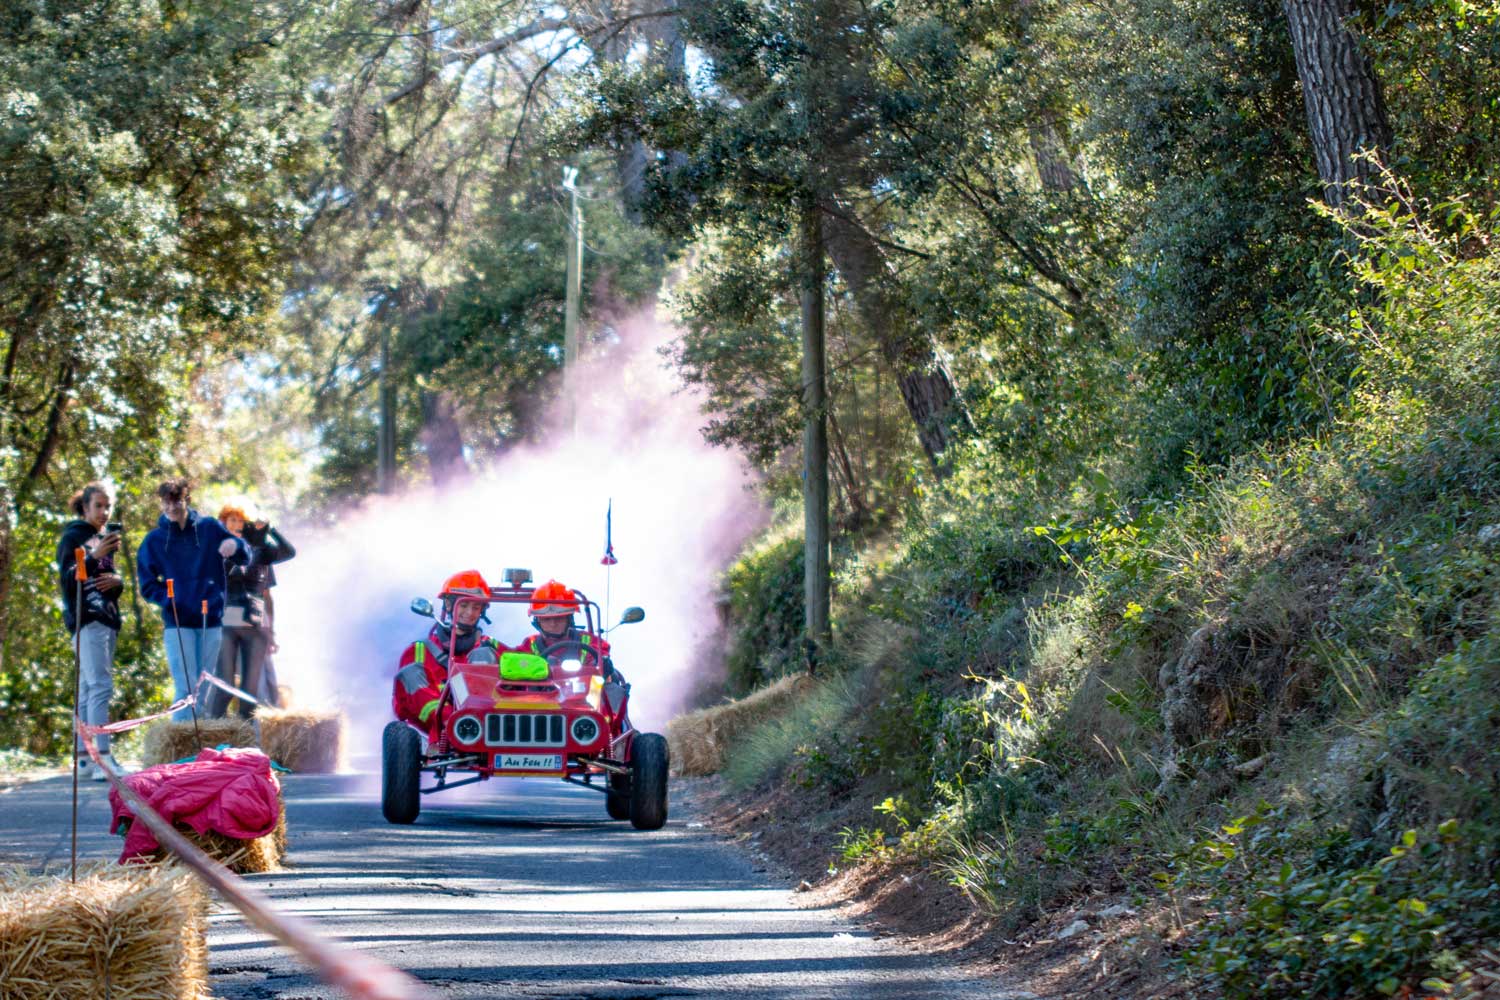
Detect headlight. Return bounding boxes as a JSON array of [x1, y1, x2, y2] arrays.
[[453, 716, 482, 745], [570, 716, 600, 744], [559, 658, 583, 673]]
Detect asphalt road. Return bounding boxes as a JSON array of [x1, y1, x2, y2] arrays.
[[0, 763, 1012, 999]]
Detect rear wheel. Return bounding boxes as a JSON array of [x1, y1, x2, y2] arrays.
[[628, 733, 669, 830], [605, 772, 630, 820], [382, 721, 422, 824]]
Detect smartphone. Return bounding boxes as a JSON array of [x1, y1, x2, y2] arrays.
[[105, 521, 123, 536]]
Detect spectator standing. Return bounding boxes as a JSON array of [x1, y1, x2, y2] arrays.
[[56, 482, 126, 779], [209, 506, 296, 717], [135, 478, 245, 720]]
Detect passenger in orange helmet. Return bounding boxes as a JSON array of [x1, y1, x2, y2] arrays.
[[518, 579, 622, 682], [392, 570, 507, 730]]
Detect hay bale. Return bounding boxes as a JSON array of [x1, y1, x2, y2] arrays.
[[667, 674, 818, 776], [255, 707, 344, 773], [0, 863, 209, 999], [140, 718, 256, 768], [135, 795, 287, 875]]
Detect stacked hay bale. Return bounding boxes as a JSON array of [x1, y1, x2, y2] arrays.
[[0, 863, 209, 999], [667, 673, 817, 775], [140, 718, 256, 767], [255, 707, 345, 773]]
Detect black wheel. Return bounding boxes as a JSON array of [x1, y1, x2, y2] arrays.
[[628, 733, 669, 830], [605, 773, 630, 820], [382, 721, 422, 824]]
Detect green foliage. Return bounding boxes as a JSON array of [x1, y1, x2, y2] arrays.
[[1178, 810, 1500, 999], [722, 532, 805, 693]]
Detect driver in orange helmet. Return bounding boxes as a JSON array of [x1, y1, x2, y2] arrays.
[[518, 579, 621, 683], [392, 570, 507, 730]]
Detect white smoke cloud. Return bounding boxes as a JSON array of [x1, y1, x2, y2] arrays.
[[269, 309, 765, 752]]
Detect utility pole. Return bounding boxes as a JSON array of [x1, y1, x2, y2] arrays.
[[562, 166, 584, 432], [801, 207, 831, 666], [377, 326, 397, 493]]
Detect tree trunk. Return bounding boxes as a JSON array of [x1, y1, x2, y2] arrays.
[[800, 208, 831, 663], [1284, 0, 1394, 209], [419, 390, 469, 486], [18, 360, 76, 507], [377, 328, 398, 493], [1029, 117, 1079, 193], [0, 485, 11, 679], [821, 206, 972, 473]]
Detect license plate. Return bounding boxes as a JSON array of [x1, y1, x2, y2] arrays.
[[494, 753, 562, 771]]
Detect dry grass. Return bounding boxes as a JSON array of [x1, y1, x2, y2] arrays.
[[145, 794, 287, 874], [667, 673, 818, 776], [0, 863, 209, 999], [140, 719, 257, 767], [255, 707, 344, 773]]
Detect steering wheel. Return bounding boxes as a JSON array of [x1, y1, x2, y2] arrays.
[[533, 638, 602, 671]]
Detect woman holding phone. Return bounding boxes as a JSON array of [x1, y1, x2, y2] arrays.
[[56, 482, 126, 777]]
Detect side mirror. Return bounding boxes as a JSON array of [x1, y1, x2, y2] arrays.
[[619, 606, 645, 626], [410, 597, 435, 618]]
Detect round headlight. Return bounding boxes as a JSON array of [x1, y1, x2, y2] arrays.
[[559, 658, 583, 673], [570, 716, 599, 745], [453, 716, 482, 745]]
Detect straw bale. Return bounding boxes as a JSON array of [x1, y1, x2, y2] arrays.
[[0, 863, 208, 999], [255, 707, 345, 773], [140, 719, 257, 767], [137, 795, 287, 874], [667, 673, 817, 776]]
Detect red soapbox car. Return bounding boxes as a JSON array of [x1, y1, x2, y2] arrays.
[[380, 572, 668, 830]]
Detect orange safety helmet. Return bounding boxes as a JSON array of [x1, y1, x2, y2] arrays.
[[440, 569, 490, 600], [529, 579, 578, 617]]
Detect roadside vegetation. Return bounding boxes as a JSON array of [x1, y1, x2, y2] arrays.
[[705, 198, 1500, 996]]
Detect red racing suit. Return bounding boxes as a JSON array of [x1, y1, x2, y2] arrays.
[[392, 624, 506, 730]]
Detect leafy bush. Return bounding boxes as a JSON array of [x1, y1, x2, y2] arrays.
[[721, 532, 805, 693], [1180, 809, 1500, 999]]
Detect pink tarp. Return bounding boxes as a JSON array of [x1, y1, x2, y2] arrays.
[[109, 746, 281, 863]]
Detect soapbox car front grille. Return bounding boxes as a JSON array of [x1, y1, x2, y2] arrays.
[[486, 712, 566, 747]]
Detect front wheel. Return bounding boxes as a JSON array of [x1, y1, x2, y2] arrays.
[[382, 721, 422, 824], [628, 733, 669, 831]]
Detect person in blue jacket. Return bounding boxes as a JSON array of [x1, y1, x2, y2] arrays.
[[135, 478, 247, 720]]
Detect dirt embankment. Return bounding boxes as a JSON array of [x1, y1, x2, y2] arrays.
[[694, 774, 1187, 999]]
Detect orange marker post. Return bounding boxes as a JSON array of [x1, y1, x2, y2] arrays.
[[164, 578, 203, 742], [70, 547, 88, 880]]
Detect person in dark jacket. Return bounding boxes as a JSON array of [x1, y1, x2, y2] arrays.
[[56, 481, 126, 778], [135, 478, 245, 721], [207, 505, 296, 718]]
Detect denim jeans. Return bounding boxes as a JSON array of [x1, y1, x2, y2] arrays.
[[75, 622, 118, 753], [163, 627, 222, 721], [210, 626, 270, 719]]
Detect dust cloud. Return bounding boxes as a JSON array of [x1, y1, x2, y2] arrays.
[[269, 310, 765, 753]]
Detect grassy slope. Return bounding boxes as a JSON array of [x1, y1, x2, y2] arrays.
[[690, 208, 1500, 996]]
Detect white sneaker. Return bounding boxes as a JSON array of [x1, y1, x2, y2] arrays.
[[94, 754, 128, 780]]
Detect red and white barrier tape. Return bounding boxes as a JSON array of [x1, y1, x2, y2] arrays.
[[198, 670, 260, 706], [75, 718, 437, 999], [76, 695, 197, 738]]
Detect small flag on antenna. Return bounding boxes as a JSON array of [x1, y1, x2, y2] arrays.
[[601, 499, 618, 566]]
